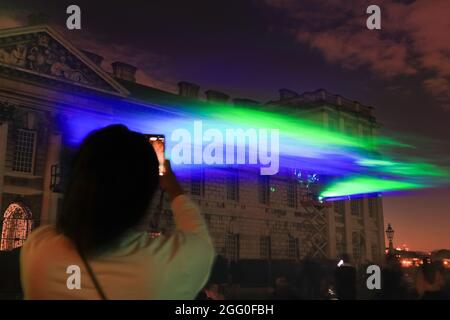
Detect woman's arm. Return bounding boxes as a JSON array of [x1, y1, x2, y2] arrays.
[[158, 160, 215, 299]]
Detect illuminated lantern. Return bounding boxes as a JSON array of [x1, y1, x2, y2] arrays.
[[385, 223, 395, 254]]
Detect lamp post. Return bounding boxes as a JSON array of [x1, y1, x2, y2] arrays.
[[385, 223, 395, 255]]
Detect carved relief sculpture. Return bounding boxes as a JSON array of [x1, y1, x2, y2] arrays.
[[0, 32, 111, 91]]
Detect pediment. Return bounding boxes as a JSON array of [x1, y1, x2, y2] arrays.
[[0, 25, 128, 96]]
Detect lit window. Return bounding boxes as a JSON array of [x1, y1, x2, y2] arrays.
[[13, 129, 36, 174], [0, 203, 33, 251]]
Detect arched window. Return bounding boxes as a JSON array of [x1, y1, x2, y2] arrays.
[[0, 203, 33, 251]]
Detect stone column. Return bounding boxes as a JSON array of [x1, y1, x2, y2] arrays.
[[343, 199, 353, 257], [0, 121, 8, 210], [339, 112, 345, 132], [376, 196, 386, 265], [327, 206, 337, 259], [362, 197, 372, 262], [322, 110, 329, 129]]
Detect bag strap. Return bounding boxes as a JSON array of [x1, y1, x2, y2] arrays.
[[77, 246, 108, 300]]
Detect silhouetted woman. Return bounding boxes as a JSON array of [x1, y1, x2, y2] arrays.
[[20, 125, 215, 299]]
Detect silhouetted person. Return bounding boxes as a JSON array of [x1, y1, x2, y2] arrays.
[[296, 259, 328, 299], [270, 276, 297, 300], [380, 255, 409, 299], [416, 260, 448, 300], [20, 125, 215, 299], [334, 254, 356, 300]]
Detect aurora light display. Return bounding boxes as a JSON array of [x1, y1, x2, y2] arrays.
[[60, 94, 450, 200]]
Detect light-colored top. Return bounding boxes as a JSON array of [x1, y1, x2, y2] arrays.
[[20, 195, 215, 300]]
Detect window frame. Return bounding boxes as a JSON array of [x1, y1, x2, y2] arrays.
[[12, 128, 37, 175]]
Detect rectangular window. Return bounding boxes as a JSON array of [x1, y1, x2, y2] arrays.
[[225, 233, 240, 261], [226, 170, 239, 201], [260, 235, 271, 259], [328, 114, 339, 132], [190, 168, 203, 196], [13, 129, 36, 174], [352, 232, 362, 262], [287, 179, 297, 208], [334, 200, 345, 215], [344, 119, 357, 137], [258, 175, 270, 205], [368, 197, 377, 218], [288, 237, 299, 260], [351, 199, 363, 217]]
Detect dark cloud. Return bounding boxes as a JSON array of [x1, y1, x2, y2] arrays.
[[264, 0, 450, 110]]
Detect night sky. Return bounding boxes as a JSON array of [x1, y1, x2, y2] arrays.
[[1, 0, 449, 251]]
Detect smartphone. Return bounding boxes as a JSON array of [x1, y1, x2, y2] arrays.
[[145, 134, 165, 176]]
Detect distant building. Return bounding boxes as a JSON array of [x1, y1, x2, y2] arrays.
[[0, 25, 385, 265], [265, 89, 385, 264], [432, 250, 450, 269]]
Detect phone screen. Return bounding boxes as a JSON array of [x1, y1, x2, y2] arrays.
[[146, 134, 165, 176]]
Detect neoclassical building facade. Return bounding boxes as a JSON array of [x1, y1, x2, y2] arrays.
[[0, 24, 385, 265]]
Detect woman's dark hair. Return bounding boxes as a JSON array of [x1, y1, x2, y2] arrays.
[[57, 124, 159, 256]]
